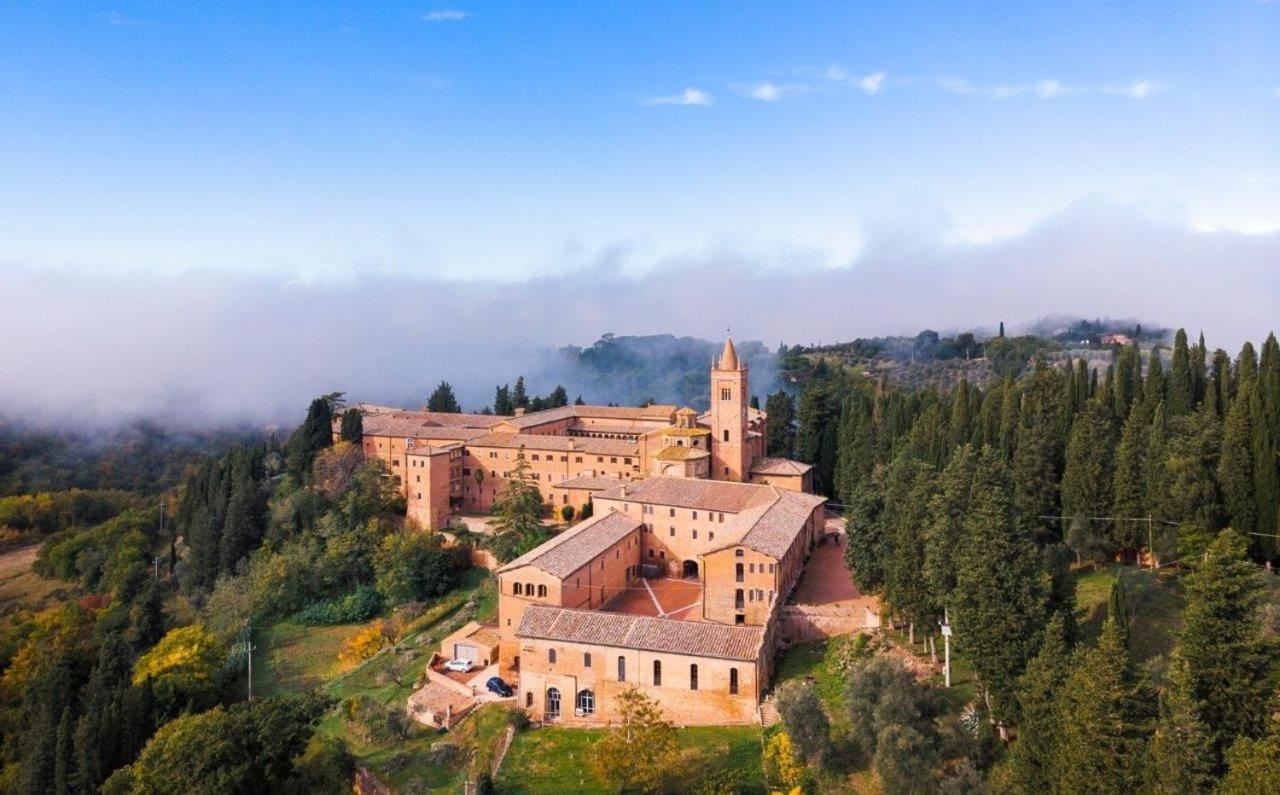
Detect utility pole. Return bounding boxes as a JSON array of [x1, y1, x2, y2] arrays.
[[940, 606, 952, 688], [1147, 515, 1154, 570], [243, 618, 257, 701]]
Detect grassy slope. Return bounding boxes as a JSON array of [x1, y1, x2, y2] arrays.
[[497, 725, 765, 794]]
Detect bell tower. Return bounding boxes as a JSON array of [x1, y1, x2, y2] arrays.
[[709, 336, 751, 482]]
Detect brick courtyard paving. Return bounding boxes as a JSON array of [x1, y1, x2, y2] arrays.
[[604, 576, 704, 621], [789, 518, 874, 610]]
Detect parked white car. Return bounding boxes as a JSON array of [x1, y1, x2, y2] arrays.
[[443, 658, 474, 673]]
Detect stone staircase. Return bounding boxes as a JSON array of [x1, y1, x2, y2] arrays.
[[758, 699, 780, 727]]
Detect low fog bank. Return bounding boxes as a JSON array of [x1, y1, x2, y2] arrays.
[[2, 201, 1276, 428]]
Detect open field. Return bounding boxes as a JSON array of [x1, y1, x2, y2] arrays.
[[0, 543, 76, 613], [497, 724, 765, 794]]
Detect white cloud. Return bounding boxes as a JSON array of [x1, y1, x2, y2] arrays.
[[643, 87, 712, 106], [423, 9, 470, 21], [742, 82, 807, 102], [857, 72, 886, 95], [1103, 79, 1157, 99], [822, 64, 886, 95]]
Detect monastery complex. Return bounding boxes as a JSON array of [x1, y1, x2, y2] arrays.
[[343, 338, 875, 726]]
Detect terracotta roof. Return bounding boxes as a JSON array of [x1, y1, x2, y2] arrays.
[[553, 476, 626, 491], [407, 681, 473, 716], [518, 605, 764, 661], [498, 511, 642, 578], [718, 337, 740, 371], [466, 432, 638, 457], [444, 621, 501, 649], [655, 446, 710, 461], [358, 411, 504, 437], [749, 457, 813, 476], [498, 403, 681, 431], [710, 489, 827, 558], [664, 427, 710, 437], [595, 477, 775, 514]]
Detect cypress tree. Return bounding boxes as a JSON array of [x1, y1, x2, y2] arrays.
[[1144, 348, 1166, 417], [924, 445, 977, 610], [1107, 579, 1130, 648], [1061, 402, 1116, 564], [1051, 619, 1155, 793], [512, 376, 528, 409], [54, 706, 76, 795], [952, 448, 1047, 726], [795, 381, 840, 496], [949, 378, 972, 450], [1192, 332, 1208, 408], [1114, 342, 1140, 419], [998, 376, 1019, 462], [765, 390, 798, 459], [1008, 613, 1071, 793], [426, 381, 461, 413], [1177, 530, 1279, 766], [286, 398, 334, 481], [1111, 402, 1149, 554], [1253, 334, 1280, 560], [843, 480, 886, 592], [1211, 348, 1234, 419], [1146, 654, 1216, 794], [1013, 362, 1065, 543], [494, 384, 513, 415], [1219, 382, 1258, 553], [1169, 329, 1194, 417], [338, 408, 363, 443]]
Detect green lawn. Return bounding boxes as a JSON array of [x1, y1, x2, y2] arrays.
[[1074, 564, 1184, 669], [497, 724, 765, 794]]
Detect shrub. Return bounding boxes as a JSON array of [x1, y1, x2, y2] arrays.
[[560, 504, 575, 522], [294, 585, 383, 625], [338, 620, 386, 666]]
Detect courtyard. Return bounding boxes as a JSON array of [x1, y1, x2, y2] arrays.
[[603, 575, 704, 621]]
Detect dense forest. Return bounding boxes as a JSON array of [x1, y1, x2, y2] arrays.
[[763, 327, 1280, 790]]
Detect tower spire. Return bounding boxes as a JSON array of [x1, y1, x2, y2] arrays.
[[719, 336, 740, 371]]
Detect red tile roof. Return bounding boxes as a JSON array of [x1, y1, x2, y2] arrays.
[[498, 511, 642, 578], [518, 604, 764, 661]]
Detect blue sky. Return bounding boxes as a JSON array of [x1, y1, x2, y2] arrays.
[[1, 1, 1277, 281]]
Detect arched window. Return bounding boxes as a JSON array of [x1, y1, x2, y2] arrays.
[[617, 656, 627, 682], [513, 582, 523, 595], [576, 690, 595, 716], [690, 664, 699, 691], [653, 660, 662, 686], [548, 648, 557, 664], [546, 688, 561, 718], [537, 584, 548, 598], [729, 668, 739, 695]]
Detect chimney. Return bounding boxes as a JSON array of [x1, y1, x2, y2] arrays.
[[514, 407, 526, 417]]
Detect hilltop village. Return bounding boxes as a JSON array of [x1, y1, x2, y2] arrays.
[[340, 338, 875, 726]]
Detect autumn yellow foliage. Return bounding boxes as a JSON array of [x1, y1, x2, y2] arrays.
[[132, 625, 226, 686], [338, 619, 386, 666], [763, 731, 806, 791]]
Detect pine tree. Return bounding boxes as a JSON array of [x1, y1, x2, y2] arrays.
[[1146, 654, 1216, 794], [1007, 612, 1070, 793], [952, 448, 1048, 725], [1177, 530, 1279, 766], [547, 385, 569, 408], [1051, 619, 1155, 793], [426, 381, 461, 413]]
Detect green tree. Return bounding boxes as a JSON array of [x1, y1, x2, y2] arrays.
[[286, 398, 334, 481], [1107, 579, 1130, 648], [1219, 730, 1280, 794], [426, 381, 461, 413], [512, 376, 528, 410], [1177, 530, 1279, 766], [1051, 619, 1155, 794], [764, 390, 797, 458], [588, 687, 681, 793], [952, 448, 1048, 726], [1007, 613, 1070, 793], [843, 479, 886, 592], [795, 381, 840, 496], [338, 408, 363, 443], [132, 625, 227, 716], [1012, 361, 1065, 543], [489, 452, 548, 562], [373, 532, 465, 605], [493, 384, 513, 415], [1169, 328, 1194, 417], [1219, 383, 1259, 554], [1145, 654, 1216, 794], [1111, 402, 1149, 554], [776, 680, 830, 767], [1061, 402, 1116, 563]]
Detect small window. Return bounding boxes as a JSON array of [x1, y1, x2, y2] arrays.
[[649, 549, 655, 558], [693, 530, 698, 539], [721, 388, 731, 401], [723, 430, 730, 442], [584, 652, 592, 667], [736, 563, 744, 582], [735, 549, 744, 557], [729, 668, 739, 695], [669, 527, 675, 537], [538, 584, 547, 598], [548, 648, 557, 664], [526, 691, 534, 708], [618, 656, 626, 682], [690, 664, 698, 690], [514, 582, 523, 595], [669, 508, 675, 517]]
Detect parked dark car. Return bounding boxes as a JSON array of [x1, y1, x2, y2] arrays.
[[486, 676, 514, 697]]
